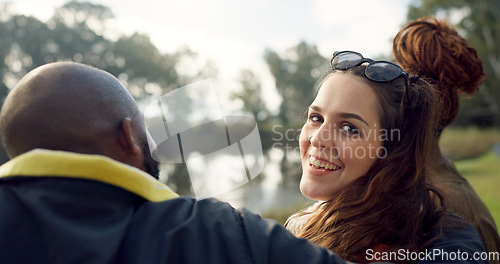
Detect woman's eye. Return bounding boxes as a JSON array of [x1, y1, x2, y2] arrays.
[[308, 114, 323, 123], [340, 123, 359, 135]]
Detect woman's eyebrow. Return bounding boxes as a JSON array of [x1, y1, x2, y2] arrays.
[[308, 105, 321, 112], [309, 105, 369, 126], [339, 112, 369, 126]]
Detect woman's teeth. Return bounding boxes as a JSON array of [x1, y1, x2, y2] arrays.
[[309, 156, 340, 171]]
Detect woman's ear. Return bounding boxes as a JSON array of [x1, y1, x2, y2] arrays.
[[119, 117, 141, 155]]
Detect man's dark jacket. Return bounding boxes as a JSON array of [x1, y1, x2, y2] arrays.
[[0, 150, 488, 264], [0, 150, 350, 264]]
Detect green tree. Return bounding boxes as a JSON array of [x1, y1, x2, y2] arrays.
[[230, 69, 274, 186], [407, 0, 500, 126], [233, 69, 269, 120], [263, 41, 328, 186], [0, 2, 214, 195]]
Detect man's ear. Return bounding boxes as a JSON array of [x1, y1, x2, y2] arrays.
[[119, 117, 141, 155]]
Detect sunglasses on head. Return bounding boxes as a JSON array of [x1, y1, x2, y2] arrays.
[[330, 51, 411, 103]]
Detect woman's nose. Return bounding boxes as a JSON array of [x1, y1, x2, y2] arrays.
[[310, 124, 335, 149]]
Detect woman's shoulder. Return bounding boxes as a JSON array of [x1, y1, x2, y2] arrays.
[[285, 202, 322, 236]]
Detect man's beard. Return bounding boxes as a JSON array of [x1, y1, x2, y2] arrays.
[[141, 140, 160, 180]]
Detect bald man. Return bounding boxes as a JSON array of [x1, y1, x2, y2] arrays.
[[0, 62, 352, 264], [0, 61, 159, 178]]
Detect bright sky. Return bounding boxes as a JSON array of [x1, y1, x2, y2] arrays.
[[5, 0, 413, 111]]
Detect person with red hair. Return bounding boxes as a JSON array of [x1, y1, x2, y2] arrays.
[[393, 16, 500, 259]]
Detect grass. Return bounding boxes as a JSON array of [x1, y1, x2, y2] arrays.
[[440, 127, 500, 160], [455, 152, 500, 228], [440, 126, 500, 228]]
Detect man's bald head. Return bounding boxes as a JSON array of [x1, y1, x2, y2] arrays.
[[0, 62, 145, 160]]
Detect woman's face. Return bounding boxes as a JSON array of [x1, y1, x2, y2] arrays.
[[299, 72, 384, 201]]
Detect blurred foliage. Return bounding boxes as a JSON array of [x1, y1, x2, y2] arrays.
[[0, 1, 215, 194], [439, 127, 500, 160], [407, 0, 500, 127], [0, 0, 215, 98], [264, 42, 329, 129]]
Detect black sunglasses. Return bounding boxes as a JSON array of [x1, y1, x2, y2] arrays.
[[331, 51, 411, 103]]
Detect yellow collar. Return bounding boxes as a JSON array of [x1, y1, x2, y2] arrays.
[[0, 149, 178, 202]]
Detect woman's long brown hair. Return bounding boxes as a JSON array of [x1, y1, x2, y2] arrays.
[[286, 66, 444, 263], [393, 16, 485, 133]]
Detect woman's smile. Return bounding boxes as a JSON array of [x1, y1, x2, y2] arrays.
[[308, 156, 341, 172]]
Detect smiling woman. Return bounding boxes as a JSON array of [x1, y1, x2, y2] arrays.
[[285, 51, 488, 263], [299, 73, 383, 201]]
